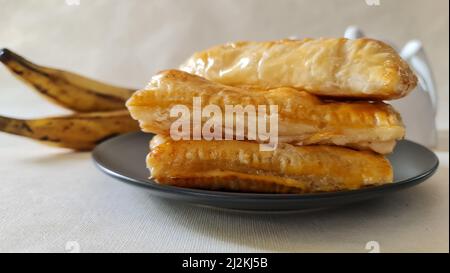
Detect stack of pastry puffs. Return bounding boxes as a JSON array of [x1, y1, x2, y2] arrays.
[[127, 38, 417, 194]]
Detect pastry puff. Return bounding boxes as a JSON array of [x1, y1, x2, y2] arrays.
[[180, 38, 417, 100], [148, 135, 393, 194], [126, 70, 405, 154]]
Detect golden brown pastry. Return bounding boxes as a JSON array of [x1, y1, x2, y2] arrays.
[[126, 70, 405, 154], [148, 135, 393, 193], [180, 38, 417, 100]]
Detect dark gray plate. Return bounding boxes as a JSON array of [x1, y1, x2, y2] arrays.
[[92, 132, 439, 212]]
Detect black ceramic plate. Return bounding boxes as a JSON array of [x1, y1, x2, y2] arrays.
[[92, 132, 439, 212]]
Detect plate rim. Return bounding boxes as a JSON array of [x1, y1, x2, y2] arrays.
[[92, 132, 440, 202]]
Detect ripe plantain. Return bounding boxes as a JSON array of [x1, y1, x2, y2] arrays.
[[0, 110, 139, 150], [0, 48, 135, 112]]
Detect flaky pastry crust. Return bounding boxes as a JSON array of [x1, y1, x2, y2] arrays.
[[127, 70, 405, 154], [148, 136, 393, 193], [180, 38, 417, 100]]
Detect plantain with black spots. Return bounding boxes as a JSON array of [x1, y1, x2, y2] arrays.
[[0, 110, 139, 150], [0, 48, 135, 112]]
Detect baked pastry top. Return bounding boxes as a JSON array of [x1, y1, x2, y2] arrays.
[[127, 70, 405, 154], [148, 135, 393, 194], [180, 38, 417, 100]]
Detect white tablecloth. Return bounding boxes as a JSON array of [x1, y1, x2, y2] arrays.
[[0, 130, 448, 252], [0, 0, 448, 253]]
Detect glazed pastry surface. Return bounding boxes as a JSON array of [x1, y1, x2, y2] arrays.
[[127, 70, 405, 154], [147, 135, 393, 194], [180, 38, 417, 100]]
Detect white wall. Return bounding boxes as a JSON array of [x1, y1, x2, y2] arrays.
[[0, 0, 448, 129]]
